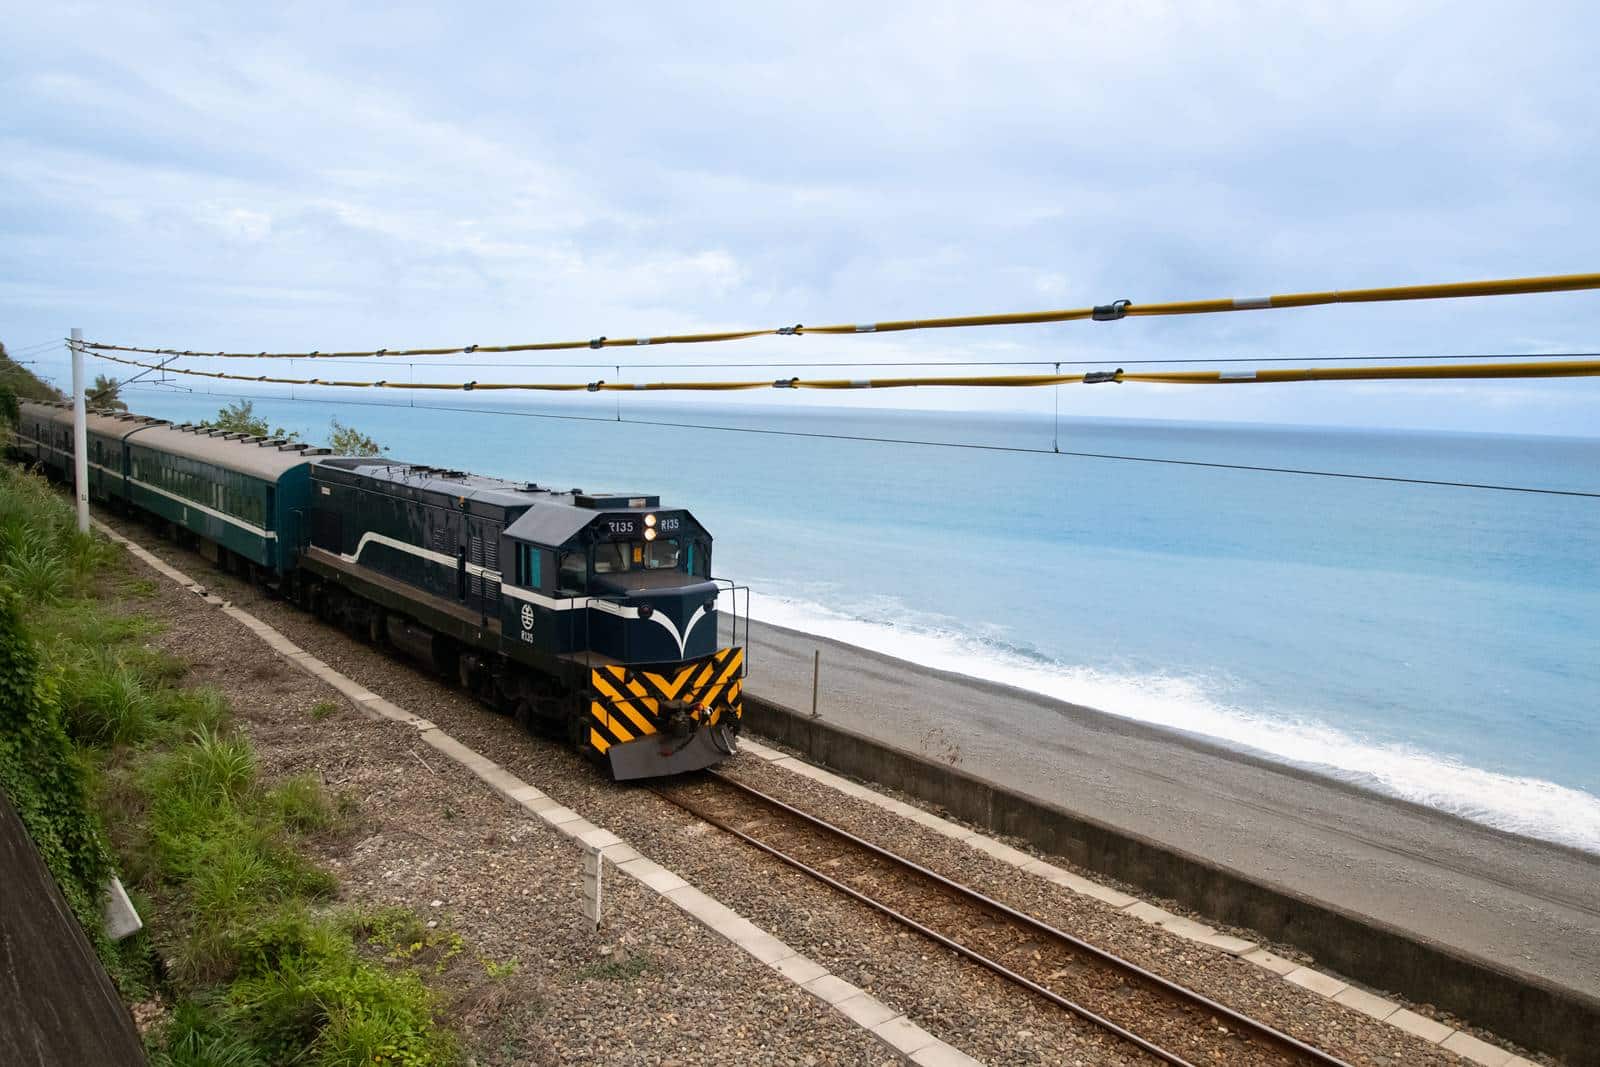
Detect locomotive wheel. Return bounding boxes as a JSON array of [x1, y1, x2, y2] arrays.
[[513, 697, 537, 733]]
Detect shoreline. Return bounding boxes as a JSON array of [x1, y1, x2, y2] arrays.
[[730, 614, 1600, 999], [737, 604, 1600, 857]]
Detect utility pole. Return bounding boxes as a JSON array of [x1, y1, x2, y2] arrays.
[[70, 328, 89, 533]]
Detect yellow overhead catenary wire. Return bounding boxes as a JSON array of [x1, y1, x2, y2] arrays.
[[78, 270, 1600, 359], [88, 350, 1600, 392]]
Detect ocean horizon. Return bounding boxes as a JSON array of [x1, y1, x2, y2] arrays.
[[120, 387, 1600, 854]]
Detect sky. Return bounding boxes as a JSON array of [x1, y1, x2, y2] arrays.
[[2, 1, 1598, 435]]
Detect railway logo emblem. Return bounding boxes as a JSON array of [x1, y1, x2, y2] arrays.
[[520, 603, 535, 630]]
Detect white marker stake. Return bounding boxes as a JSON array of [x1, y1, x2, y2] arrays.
[[70, 327, 89, 533], [581, 845, 604, 930]]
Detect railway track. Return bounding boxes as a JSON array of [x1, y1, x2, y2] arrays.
[[655, 770, 1351, 1067]]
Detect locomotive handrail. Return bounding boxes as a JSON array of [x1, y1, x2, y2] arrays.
[[577, 591, 637, 669], [712, 579, 750, 678]]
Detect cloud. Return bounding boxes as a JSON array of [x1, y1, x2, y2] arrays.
[[2, 1, 1597, 435]]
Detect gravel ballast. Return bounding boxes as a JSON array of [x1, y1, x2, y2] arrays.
[[104, 513, 1538, 1066], [109, 531, 889, 1066]]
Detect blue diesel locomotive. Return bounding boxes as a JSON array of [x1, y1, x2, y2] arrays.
[[11, 400, 745, 779]]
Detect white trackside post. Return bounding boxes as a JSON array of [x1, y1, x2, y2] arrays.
[[581, 845, 604, 931], [71, 327, 89, 533]]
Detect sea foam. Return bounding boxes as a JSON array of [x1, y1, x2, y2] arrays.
[[747, 589, 1600, 855]]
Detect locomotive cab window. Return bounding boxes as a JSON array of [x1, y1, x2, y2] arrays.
[[643, 538, 680, 569], [594, 539, 682, 574], [514, 543, 541, 588], [594, 542, 628, 574], [558, 551, 586, 593]]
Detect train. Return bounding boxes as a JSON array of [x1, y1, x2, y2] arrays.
[[9, 400, 746, 780]]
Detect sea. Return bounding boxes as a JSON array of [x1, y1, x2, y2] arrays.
[[123, 388, 1600, 853]]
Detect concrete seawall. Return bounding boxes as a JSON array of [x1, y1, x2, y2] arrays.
[[743, 696, 1600, 1066]]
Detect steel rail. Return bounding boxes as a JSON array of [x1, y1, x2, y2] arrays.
[[658, 770, 1351, 1067]]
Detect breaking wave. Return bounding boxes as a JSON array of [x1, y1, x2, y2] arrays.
[[746, 589, 1600, 854]]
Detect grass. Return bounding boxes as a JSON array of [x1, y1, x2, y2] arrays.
[[577, 952, 651, 982], [0, 460, 460, 1066], [482, 957, 520, 981], [308, 699, 340, 721], [124, 577, 160, 599], [46, 615, 214, 748], [0, 465, 119, 599], [149, 910, 453, 1067], [264, 774, 337, 833]]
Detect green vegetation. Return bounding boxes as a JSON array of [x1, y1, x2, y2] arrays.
[[576, 951, 650, 982], [328, 418, 384, 456], [205, 399, 298, 440], [149, 910, 450, 1067], [308, 699, 340, 720], [204, 399, 385, 456], [0, 341, 64, 403], [91, 373, 128, 410], [0, 587, 120, 953], [0, 460, 459, 1065]]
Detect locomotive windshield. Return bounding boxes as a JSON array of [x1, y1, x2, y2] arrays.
[[594, 539, 681, 573]]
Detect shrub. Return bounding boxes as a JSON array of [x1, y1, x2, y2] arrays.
[[131, 728, 336, 983], [148, 1001, 266, 1067], [204, 400, 295, 441], [0, 464, 457, 1063], [264, 774, 336, 833], [58, 648, 163, 746], [154, 909, 455, 1067], [0, 587, 115, 944], [52, 640, 202, 748], [1, 531, 68, 603], [327, 419, 384, 457]]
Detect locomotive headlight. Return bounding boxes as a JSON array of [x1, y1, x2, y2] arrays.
[[644, 528, 657, 541], [644, 513, 657, 528]]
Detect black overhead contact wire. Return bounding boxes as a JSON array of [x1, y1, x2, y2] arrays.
[[6, 341, 66, 357], [118, 383, 1600, 500]]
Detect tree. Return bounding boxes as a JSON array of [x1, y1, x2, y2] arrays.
[[89, 374, 127, 411], [204, 399, 297, 440], [327, 418, 384, 457]]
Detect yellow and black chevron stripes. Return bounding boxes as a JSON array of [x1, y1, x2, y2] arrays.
[[587, 647, 745, 748]]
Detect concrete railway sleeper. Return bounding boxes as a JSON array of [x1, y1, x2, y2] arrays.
[[655, 771, 1352, 1067]]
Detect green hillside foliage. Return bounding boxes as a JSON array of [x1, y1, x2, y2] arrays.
[[0, 342, 65, 405], [0, 461, 456, 1064]]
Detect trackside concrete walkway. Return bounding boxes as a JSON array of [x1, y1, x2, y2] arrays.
[[99, 521, 979, 1067]]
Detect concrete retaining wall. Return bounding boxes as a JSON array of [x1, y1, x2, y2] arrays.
[[0, 789, 144, 1066], [744, 697, 1600, 1066]]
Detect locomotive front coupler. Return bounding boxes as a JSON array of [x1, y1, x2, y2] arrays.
[[658, 700, 696, 738]]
